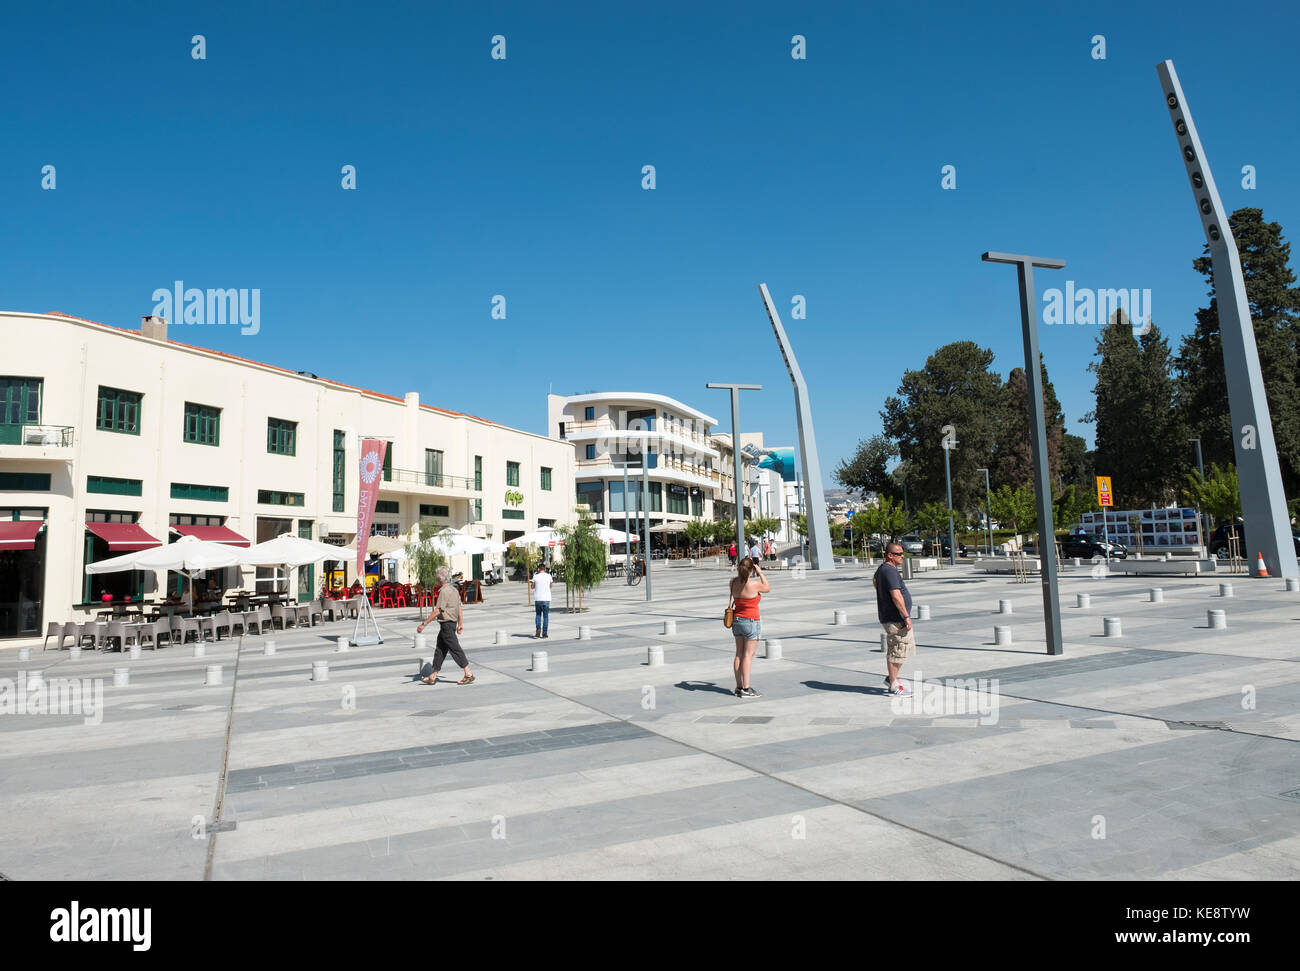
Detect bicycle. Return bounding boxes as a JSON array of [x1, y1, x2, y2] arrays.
[[626, 559, 644, 585]]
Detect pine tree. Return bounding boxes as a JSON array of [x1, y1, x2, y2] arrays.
[[1087, 315, 1146, 505], [1176, 208, 1300, 495], [993, 357, 1065, 492]]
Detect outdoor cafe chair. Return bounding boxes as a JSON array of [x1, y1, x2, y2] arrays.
[[239, 609, 262, 636], [104, 620, 132, 652], [78, 621, 108, 650], [394, 585, 408, 608], [43, 622, 69, 651], [138, 618, 173, 650], [377, 587, 395, 608], [169, 616, 200, 644], [270, 603, 293, 630], [303, 600, 323, 625]]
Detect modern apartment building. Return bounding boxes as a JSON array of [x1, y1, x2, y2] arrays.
[[0, 311, 574, 642]]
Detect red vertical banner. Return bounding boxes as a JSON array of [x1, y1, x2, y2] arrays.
[[356, 439, 388, 576]]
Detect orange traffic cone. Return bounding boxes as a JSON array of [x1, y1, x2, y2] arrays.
[[1255, 552, 1269, 578]]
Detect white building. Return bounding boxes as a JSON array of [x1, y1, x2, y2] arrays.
[[0, 311, 574, 643]]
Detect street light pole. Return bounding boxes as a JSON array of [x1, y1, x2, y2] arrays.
[[942, 439, 957, 566], [706, 383, 761, 562], [976, 467, 992, 557]]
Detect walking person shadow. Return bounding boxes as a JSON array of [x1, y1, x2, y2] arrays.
[[675, 680, 738, 696], [802, 679, 888, 696]]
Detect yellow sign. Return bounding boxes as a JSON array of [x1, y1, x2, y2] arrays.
[[1096, 476, 1113, 507]]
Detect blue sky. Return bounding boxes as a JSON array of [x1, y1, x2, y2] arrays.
[[4, 0, 1298, 488]]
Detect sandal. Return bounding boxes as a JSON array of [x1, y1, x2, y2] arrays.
[[420, 674, 438, 685], [458, 674, 476, 685]]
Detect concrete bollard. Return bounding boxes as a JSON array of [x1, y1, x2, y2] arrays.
[[193, 643, 206, 658], [852, 557, 859, 566], [879, 632, 888, 652], [1163, 553, 1172, 562], [765, 638, 782, 660], [495, 630, 508, 646], [578, 626, 591, 640], [1077, 593, 1091, 608], [27, 670, 44, 690], [69, 645, 81, 660], [414, 633, 427, 651], [994, 626, 1012, 645], [663, 620, 676, 635], [129, 644, 141, 660], [18, 647, 30, 661], [264, 639, 277, 656], [1149, 588, 1164, 603], [1219, 583, 1234, 598], [311, 660, 329, 681], [1208, 609, 1227, 630], [113, 667, 129, 687], [1286, 577, 1300, 592], [917, 604, 931, 621], [336, 638, 350, 653], [647, 645, 664, 667], [782, 559, 789, 569], [531, 651, 548, 672], [833, 609, 848, 625], [1072, 557, 1081, 567], [998, 600, 1012, 615], [418, 656, 433, 675], [1104, 617, 1122, 637], [204, 664, 222, 686]]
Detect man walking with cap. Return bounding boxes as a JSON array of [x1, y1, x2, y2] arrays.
[[874, 542, 915, 696]]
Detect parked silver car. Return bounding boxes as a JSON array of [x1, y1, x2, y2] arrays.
[[898, 534, 924, 555]]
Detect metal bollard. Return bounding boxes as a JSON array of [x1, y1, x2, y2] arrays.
[[26, 670, 44, 690], [113, 667, 129, 687], [1077, 593, 1091, 608], [205, 664, 222, 686], [765, 638, 782, 659], [495, 630, 508, 646], [1219, 583, 1234, 598], [833, 609, 848, 625], [18, 648, 30, 661], [414, 633, 427, 651], [647, 645, 664, 667], [531, 651, 548, 672], [917, 605, 931, 621], [663, 620, 676, 635], [578, 626, 591, 640], [1208, 609, 1227, 630], [1104, 617, 1122, 637], [311, 660, 329, 681], [264, 639, 277, 656], [994, 626, 1012, 645], [998, 600, 1012, 614], [1149, 588, 1163, 603], [129, 644, 141, 660], [193, 643, 205, 658], [336, 638, 350, 652]]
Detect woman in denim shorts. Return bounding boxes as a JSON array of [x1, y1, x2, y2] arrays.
[[729, 556, 770, 698]]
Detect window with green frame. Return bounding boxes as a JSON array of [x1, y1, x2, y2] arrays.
[[183, 402, 221, 446], [257, 489, 304, 506], [419, 504, 449, 518], [332, 430, 346, 512], [375, 500, 399, 514], [87, 475, 142, 497], [502, 508, 525, 520], [506, 461, 520, 487], [0, 472, 50, 490], [540, 467, 552, 491], [667, 487, 688, 515], [171, 483, 229, 502], [266, 417, 297, 455], [473, 499, 482, 521], [0, 377, 42, 445], [474, 455, 482, 490], [96, 386, 141, 434], [382, 446, 393, 482]]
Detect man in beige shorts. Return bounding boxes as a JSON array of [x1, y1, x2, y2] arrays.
[[873, 542, 915, 696]]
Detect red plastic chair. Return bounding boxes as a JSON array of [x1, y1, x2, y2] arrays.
[[395, 586, 408, 607], [378, 587, 395, 608]]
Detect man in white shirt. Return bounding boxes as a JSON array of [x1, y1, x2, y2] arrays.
[[532, 564, 553, 638], [748, 538, 762, 562]]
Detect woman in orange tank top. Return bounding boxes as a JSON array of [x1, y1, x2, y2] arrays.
[[729, 556, 770, 699]]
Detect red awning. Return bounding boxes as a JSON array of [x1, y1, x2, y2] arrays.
[[0, 521, 43, 551], [170, 525, 251, 547], [85, 522, 161, 551]]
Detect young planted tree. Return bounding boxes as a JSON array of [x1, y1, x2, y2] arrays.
[[711, 519, 735, 548], [506, 542, 542, 604], [913, 501, 953, 555], [684, 518, 712, 558], [874, 495, 912, 543], [989, 483, 1038, 543], [555, 508, 606, 612], [404, 519, 448, 622], [1181, 463, 1241, 526]]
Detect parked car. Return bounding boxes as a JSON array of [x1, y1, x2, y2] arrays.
[[898, 534, 924, 555], [1060, 532, 1129, 560], [1209, 521, 1300, 559], [922, 537, 967, 557]]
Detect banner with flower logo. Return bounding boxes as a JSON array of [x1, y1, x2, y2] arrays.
[[356, 439, 388, 575]]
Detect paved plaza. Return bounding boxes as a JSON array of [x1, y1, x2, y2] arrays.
[[2, 559, 1298, 881]]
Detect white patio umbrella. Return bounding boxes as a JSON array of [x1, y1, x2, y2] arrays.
[[238, 534, 348, 568], [86, 534, 247, 604], [426, 527, 509, 556], [596, 525, 638, 544], [505, 526, 562, 547]]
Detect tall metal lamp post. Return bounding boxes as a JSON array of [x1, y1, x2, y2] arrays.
[[976, 467, 993, 556], [706, 383, 761, 560], [941, 432, 957, 566]]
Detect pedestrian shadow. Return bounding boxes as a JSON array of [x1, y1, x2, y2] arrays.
[[802, 679, 888, 696], [674, 680, 737, 696]]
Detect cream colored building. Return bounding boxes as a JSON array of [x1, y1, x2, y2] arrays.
[[0, 311, 574, 643]]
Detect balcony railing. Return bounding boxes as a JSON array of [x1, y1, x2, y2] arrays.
[[11, 424, 75, 447], [382, 468, 477, 491]]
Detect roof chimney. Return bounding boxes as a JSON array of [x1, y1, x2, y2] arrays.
[[141, 315, 168, 341]]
